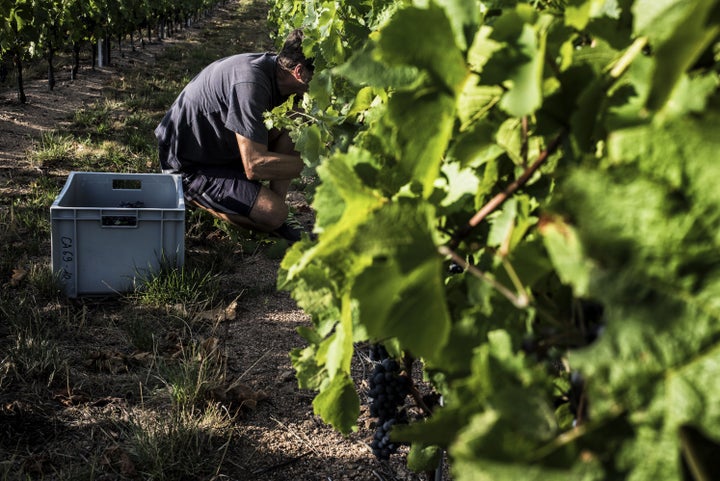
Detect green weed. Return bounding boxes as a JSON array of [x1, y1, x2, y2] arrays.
[[2, 315, 62, 386], [72, 98, 122, 134], [133, 264, 218, 310], [159, 336, 227, 408], [125, 405, 234, 480], [31, 131, 77, 165]]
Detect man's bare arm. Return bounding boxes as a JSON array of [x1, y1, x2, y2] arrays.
[[236, 133, 303, 181]]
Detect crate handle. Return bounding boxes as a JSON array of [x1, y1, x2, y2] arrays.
[[102, 215, 138, 227], [113, 179, 142, 190]]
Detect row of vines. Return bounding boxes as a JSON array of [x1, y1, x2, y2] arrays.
[[0, 0, 224, 102], [266, 0, 720, 479]]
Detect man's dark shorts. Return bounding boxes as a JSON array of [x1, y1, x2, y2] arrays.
[[159, 143, 261, 217]]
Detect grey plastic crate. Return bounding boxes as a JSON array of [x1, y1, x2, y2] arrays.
[[51, 172, 185, 297]]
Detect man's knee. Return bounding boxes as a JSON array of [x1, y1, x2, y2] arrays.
[[250, 189, 288, 230]]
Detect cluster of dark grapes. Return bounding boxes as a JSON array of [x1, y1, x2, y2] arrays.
[[367, 344, 411, 460]]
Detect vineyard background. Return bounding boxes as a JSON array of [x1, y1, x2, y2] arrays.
[[0, 1, 437, 480]]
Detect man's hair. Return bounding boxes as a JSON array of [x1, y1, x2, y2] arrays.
[[278, 29, 314, 72]]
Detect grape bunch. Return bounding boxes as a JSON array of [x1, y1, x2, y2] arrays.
[[371, 415, 408, 460], [367, 344, 411, 460]]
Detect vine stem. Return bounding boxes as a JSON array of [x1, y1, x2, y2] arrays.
[[608, 36, 648, 79], [680, 427, 713, 481], [521, 116, 529, 167], [451, 130, 565, 246], [438, 245, 529, 309], [401, 353, 435, 416], [408, 382, 435, 417]]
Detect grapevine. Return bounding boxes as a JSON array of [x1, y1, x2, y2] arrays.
[[270, 0, 720, 479], [0, 0, 225, 103]]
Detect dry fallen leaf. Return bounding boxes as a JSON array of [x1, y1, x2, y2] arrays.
[[224, 298, 240, 319], [9, 267, 27, 287], [208, 381, 269, 410], [194, 296, 241, 324], [85, 350, 129, 374], [102, 445, 137, 477], [53, 389, 90, 407]]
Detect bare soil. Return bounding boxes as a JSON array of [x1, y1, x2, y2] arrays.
[[0, 1, 444, 480]]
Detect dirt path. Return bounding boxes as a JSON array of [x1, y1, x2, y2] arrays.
[[0, 1, 439, 480]]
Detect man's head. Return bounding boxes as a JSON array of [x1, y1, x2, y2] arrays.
[[277, 29, 314, 93]]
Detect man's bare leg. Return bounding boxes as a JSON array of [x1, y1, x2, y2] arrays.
[[188, 185, 287, 233], [189, 129, 301, 235]]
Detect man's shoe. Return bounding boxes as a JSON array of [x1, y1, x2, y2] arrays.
[[272, 222, 304, 243]]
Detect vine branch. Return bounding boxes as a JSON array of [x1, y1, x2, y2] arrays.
[[450, 130, 565, 247], [438, 245, 529, 309]]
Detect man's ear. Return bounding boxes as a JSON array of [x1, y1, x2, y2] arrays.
[[293, 64, 309, 84]]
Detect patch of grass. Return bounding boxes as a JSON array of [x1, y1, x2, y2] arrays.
[[0, 454, 21, 481], [133, 264, 219, 310], [126, 405, 235, 480], [159, 335, 228, 409], [26, 263, 62, 300], [72, 98, 122, 136], [1, 312, 63, 387], [30, 131, 78, 165], [0, 172, 60, 272]]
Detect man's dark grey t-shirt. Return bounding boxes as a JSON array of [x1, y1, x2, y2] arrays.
[[155, 53, 283, 171]]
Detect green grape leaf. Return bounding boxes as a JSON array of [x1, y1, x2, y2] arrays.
[[333, 40, 421, 89], [496, 117, 542, 166], [279, 252, 342, 337], [487, 6, 552, 117], [565, 0, 622, 30], [452, 456, 604, 481], [467, 25, 503, 73], [662, 72, 719, 118], [434, 0, 482, 51], [296, 123, 323, 166], [282, 148, 385, 281], [448, 119, 504, 169], [308, 69, 333, 109], [456, 74, 503, 129], [539, 215, 592, 297], [553, 113, 720, 480], [312, 374, 360, 434], [436, 159, 480, 213], [407, 443, 443, 472], [564, 0, 593, 31], [632, 0, 720, 112], [377, 4, 469, 94], [389, 89, 457, 198], [290, 345, 323, 390], [351, 202, 451, 359], [323, 292, 354, 378], [486, 199, 517, 248]]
